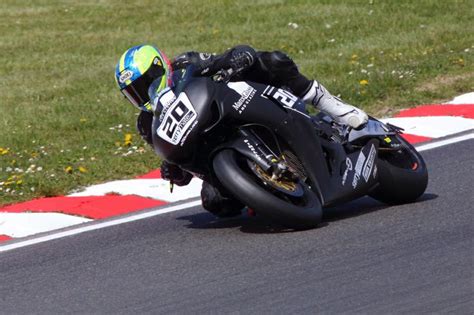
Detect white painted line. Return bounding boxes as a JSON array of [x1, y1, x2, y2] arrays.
[[0, 199, 201, 253], [0, 131, 473, 253], [416, 132, 473, 152]]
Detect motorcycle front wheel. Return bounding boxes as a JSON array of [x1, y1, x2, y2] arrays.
[[213, 149, 322, 230]]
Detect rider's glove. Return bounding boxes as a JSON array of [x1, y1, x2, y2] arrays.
[[160, 161, 193, 186], [228, 46, 256, 74], [213, 47, 256, 82], [172, 45, 256, 79], [214, 45, 256, 81], [136, 111, 154, 146], [172, 51, 214, 74]]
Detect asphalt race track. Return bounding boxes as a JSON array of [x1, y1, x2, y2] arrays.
[[0, 139, 473, 313]]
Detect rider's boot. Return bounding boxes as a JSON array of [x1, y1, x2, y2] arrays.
[[201, 181, 245, 218], [302, 80, 368, 129]]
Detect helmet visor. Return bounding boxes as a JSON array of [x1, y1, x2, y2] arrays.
[[120, 62, 165, 111], [121, 81, 147, 109]]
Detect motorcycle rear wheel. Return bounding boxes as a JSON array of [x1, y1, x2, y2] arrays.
[[213, 149, 322, 230], [369, 135, 428, 204]]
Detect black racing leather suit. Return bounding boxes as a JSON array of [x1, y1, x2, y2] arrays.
[[173, 45, 313, 98], [138, 45, 314, 217]]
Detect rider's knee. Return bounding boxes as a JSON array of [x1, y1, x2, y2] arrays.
[[258, 50, 310, 96], [267, 50, 297, 72]]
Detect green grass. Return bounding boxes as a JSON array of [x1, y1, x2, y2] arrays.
[[0, 0, 472, 205]]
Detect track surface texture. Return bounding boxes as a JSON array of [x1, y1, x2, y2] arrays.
[[0, 140, 473, 313]]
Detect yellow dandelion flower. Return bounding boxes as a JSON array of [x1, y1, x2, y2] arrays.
[[78, 166, 87, 173], [80, 118, 87, 123], [359, 79, 369, 86], [351, 54, 358, 60], [0, 147, 9, 155], [124, 133, 133, 146], [65, 166, 73, 174], [16, 180, 23, 185]]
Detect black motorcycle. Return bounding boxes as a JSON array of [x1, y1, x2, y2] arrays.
[[152, 73, 428, 229]]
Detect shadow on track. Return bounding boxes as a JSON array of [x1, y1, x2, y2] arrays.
[[176, 193, 438, 234]]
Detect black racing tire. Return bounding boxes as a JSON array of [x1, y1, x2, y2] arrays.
[[369, 136, 428, 204], [213, 149, 322, 230]]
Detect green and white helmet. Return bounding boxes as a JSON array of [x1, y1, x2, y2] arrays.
[[115, 45, 173, 112]]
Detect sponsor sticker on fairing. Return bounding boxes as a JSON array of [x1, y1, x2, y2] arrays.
[[341, 157, 353, 186], [362, 144, 377, 182], [262, 86, 299, 108], [156, 88, 177, 120], [157, 93, 198, 145], [352, 151, 366, 188], [227, 82, 257, 114]]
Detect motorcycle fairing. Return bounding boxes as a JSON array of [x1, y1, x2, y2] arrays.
[[348, 118, 397, 143], [214, 81, 380, 206], [151, 77, 381, 207], [151, 77, 219, 164], [325, 139, 380, 206]]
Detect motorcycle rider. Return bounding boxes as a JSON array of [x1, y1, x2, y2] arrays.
[[115, 44, 368, 217]]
